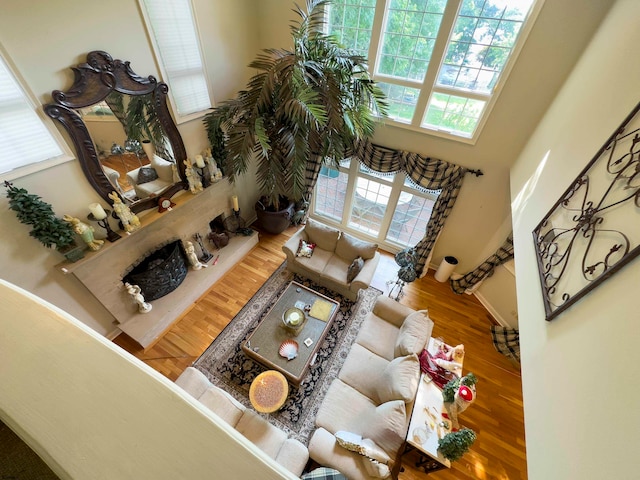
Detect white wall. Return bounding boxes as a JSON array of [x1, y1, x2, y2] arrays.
[[0, 0, 261, 336], [0, 279, 294, 480], [510, 1, 640, 477]]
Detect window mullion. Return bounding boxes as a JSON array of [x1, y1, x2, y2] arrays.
[[342, 161, 359, 228], [376, 172, 405, 241], [432, 85, 491, 102], [367, 0, 387, 74], [412, 0, 462, 128]]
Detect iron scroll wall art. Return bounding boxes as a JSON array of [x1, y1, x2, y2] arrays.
[[533, 101, 640, 321]]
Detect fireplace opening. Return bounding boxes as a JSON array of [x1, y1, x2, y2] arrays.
[[123, 240, 188, 302], [209, 214, 226, 233]]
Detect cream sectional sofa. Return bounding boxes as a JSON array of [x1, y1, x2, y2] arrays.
[[175, 367, 309, 476], [308, 295, 434, 480], [282, 219, 380, 301]]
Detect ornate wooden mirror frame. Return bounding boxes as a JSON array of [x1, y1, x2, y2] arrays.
[[44, 50, 188, 214]]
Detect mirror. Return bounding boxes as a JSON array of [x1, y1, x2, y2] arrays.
[[45, 51, 188, 214]]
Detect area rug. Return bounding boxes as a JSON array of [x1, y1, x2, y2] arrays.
[[193, 262, 382, 444]]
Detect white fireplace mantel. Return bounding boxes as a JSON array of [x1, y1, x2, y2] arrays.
[[58, 180, 258, 350]]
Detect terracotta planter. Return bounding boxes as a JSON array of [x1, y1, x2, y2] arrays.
[[255, 201, 295, 234]]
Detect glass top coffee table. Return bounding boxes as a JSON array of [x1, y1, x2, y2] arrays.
[[242, 281, 340, 386]]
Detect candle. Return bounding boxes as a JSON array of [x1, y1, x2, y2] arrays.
[[194, 155, 205, 168], [89, 203, 107, 220], [232, 195, 239, 211]]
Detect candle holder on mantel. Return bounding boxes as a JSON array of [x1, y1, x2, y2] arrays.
[[193, 233, 214, 263], [88, 209, 121, 242]]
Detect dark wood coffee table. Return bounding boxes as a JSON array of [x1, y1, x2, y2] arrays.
[[242, 281, 339, 386]]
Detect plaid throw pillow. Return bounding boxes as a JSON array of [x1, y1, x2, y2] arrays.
[[301, 467, 347, 480], [296, 239, 316, 258]]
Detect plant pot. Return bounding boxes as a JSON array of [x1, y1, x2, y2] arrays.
[[255, 201, 295, 235], [59, 243, 86, 263]]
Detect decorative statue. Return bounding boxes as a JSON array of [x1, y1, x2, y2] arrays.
[[62, 215, 104, 251], [124, 282, 152, 313], [184, 241, 207, 270], [184, 158, 203, 193], [108, 191, 140, 233], [203, 148, 221, 182]]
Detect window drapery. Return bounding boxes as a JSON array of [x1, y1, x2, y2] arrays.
[[490, 325, 520, 364], [306, 138, 472, 275], [450, 233, 514, 294]]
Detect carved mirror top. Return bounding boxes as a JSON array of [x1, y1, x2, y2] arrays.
[[45, 51, 187, 214]]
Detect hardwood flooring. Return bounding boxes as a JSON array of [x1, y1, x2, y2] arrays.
[[114, 226, 526, 480]]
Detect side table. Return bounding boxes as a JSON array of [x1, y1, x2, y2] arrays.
[[395, 338, 465, 475], [248, 370, 289, 413]]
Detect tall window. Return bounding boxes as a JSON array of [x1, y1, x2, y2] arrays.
[[327, 0, 539, 141], [0, 49, 68, 180], [314, 161, 439, 248], [140, 0, 212, 122]]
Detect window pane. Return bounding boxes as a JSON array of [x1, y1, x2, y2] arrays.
[[436, 0, 534, 94], [423, 93, 486, 137], [378, 82, 419, 123], [387, 192, 436, 246], [314, 166, 348, 222], [349, 177, 391, 235], [378, 0, 445, 81], [327, 0, 375, 57], [141, 0, 212, 117], [0, 55, 63, 175]]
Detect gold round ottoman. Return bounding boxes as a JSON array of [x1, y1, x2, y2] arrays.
[[249, 370, 289, 413]]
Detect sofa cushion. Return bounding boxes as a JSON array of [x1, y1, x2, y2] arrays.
[[339, 343, 389, 402], [394, 310, 434, 357], [322, 255, 352, 287], [136, 166, 158, 184], [347, 256, 364, 283], [375, 354, 420, 404], [291, 246, 333, 274], [198, 387, 245, 427], [236, 409, 288, 459], [335, 232, 378, 261], [305, 218, 340, 251], [315, 379, 378, 436], [355, 312, 402, 361], [362, 400, 407, 455]]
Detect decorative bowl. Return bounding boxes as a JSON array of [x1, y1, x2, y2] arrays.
[[282, 307, 306, 333]]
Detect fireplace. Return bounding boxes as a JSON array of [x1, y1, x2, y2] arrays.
[[123, 240, 188, 302]]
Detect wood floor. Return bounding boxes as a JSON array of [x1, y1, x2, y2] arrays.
[[114, 226, 526, 480]]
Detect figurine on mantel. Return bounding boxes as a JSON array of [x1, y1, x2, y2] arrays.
[[62, 215, 104, 251], [124, 282, 152, 313], [185, 241, 208, 270], [184, 158, 203, 194], [109, 191, 140, 233]]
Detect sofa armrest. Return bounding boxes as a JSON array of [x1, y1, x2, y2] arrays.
[[282, 227, 308, 262], [175, 367, 212, 400], [275, 438, 310, 477], [372, 295, 416, 328], [351, 251, 380, 293]]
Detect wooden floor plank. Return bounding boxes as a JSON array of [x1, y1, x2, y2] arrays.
[[113, 225, 526, 479]]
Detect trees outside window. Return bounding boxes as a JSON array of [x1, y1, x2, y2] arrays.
[[327, 0, 540, 142]]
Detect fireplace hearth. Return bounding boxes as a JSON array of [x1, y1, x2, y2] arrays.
[[123, 240, 188, 302]]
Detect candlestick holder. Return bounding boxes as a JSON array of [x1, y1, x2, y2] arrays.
[[193, 165, 210, 189], [88, 210, 121, 242], [193, 233, 214, 263]]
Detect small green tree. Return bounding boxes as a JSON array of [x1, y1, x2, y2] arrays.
[[4, 181, 75, 250], [438, 428, 477, 462]]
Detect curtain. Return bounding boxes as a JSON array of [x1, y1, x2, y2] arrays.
[[490, 325, 520, 364], [450, 233, 514, 294], [303, 138, 473, 275]]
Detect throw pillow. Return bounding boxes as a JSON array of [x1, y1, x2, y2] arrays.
[[335, 431, 391, 478], [346, 256, 364, 283], [376, 354, 420, 403], [361, 457, 391, 479], [362, 400, 406, 455], [335, 232, 378, 261], [296, 239, 316, 258], [394, 310, 434, 357], [136, 166, 158, 184], [301, 467, 347, 480]]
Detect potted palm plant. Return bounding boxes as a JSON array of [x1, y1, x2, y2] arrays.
[[204, 0, 387, 234], [3, 181, 84, 262]]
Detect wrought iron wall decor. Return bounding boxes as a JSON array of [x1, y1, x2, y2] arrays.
[[533, 101, 640, 321]]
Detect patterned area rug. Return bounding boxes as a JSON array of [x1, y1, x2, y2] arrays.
[[193, 262, 381, 444]]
